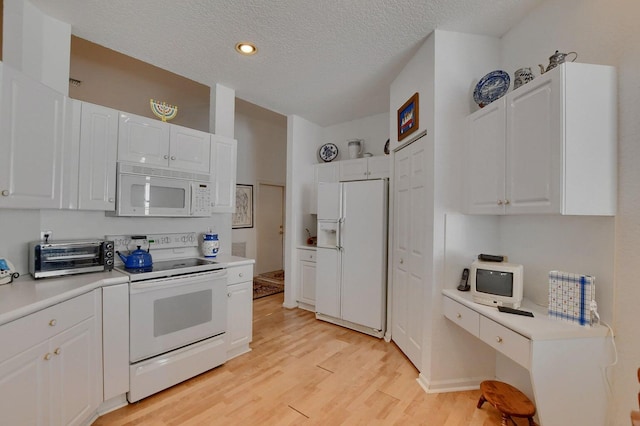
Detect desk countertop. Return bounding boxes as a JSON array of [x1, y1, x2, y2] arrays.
[[442, 288, 608, 340]]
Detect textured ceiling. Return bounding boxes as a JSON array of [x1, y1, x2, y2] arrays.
[[30, 0, 543, 126]]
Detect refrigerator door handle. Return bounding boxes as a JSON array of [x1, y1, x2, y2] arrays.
[[337, 218, 344, 250]]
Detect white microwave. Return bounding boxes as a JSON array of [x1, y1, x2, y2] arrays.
[[114, 163, 211, 217]]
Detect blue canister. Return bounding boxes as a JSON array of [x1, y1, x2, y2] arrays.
[[202, 232, 219, 258]]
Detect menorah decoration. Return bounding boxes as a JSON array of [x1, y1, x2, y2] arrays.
[[150, 99, 178, 122]]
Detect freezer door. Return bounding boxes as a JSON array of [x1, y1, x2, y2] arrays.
[[317, 182, 342, 220], [315, 247, 341, 318]]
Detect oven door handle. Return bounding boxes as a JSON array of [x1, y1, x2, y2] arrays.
[[129, 269, 227, 293]]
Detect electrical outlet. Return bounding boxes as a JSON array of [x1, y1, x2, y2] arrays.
[[40, 230, 53, 241]]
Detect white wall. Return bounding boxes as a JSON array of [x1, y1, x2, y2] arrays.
[[500, 1, 640, 423], [321, 112, 389, 160], [233, 99, 287, 269]]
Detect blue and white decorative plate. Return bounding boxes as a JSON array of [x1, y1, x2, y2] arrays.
[[473, 70, 510, 107]]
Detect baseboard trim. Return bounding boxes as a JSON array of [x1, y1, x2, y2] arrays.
[[297, 301, 315, 312], [315, 313, 384, 338], [417, 372, 487, 394]]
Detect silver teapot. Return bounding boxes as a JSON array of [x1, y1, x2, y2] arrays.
[[539, 50, 578, 74]]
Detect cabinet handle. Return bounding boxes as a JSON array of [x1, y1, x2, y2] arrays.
[[54, 348, 61, 355], [108, 198, 114, 203], [456, 313, 462, 319], [44, 353, 52, 361], [49, 319, 57, 327], [239, 272, 244, 277], [496, 336, 503, 343], [400, 259, 404, 264], [1, 190, 8, 196], [227, 293, 232, 297], [170, 156, 176, 160], [164, 155, 169, 159], [504, 199, 510, 205], [497, 200, 503, 205]]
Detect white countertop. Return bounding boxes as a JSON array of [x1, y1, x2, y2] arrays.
[[442, 288, 609, 340], [297, 245, 317, 250], [0, 255, 255, 327]]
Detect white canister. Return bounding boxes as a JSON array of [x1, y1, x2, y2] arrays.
[[347, 139, 363, 159], [202, 232, 219, 258]]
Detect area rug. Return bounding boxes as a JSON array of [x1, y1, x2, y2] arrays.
[[253, 270, 284, 299]]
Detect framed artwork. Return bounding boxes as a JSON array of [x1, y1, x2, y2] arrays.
[[232, 184, 253, 228], [397, 92, 419, 141]]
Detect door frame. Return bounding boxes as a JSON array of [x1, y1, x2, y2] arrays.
[[256, 180, 286, 275]]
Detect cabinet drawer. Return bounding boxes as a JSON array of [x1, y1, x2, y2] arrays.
[[298, 249, 316, 262], [0, 291, 96, 362], [479, 316, 531, 369], [227, 264, 253, 285], [443, 296, 479, 337]]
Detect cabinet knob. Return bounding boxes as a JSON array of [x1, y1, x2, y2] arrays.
[[1, 190, 8, 196], [496, 336, 503, 343], [456, 313, 462, 319], [108, 198, 114, 203], [44, 353, 52, 361], [400, 259, 404, 264], [170, 156, 176, 160], [54, 348, 61, 355], [504, 199, 511, 205], [227, 292, 232, 298], [497, 200, 503, 205], [239, 272, 244, 277], [49, 319, 57, 327], [164, 155, 169, 159]]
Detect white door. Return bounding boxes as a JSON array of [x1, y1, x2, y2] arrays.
[[118, 112, 170, 166], [340, 180, 387, 330], [169, 125, 211, 173], [464, 98, 506, 214], [0, 64, 66, 209], [391, 139, 426, 369], [506, 74, 562, 213], [256, 183, 285, 274], [78, 102, 119, 210], [210, 135, 237, 213]]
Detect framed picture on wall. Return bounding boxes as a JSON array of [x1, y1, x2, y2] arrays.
[[232, 184, 253, 228], [397, 92, 419, 141]]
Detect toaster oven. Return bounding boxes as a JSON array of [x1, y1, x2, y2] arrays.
[[29, 240, 115, 279]]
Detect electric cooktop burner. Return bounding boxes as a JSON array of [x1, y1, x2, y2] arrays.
[[117, 257, 222, 281]]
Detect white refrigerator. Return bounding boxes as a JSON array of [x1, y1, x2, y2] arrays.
[[315, 179, 388, 337]]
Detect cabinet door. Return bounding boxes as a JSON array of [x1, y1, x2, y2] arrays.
[[298, 260, 316, 305], [0, 64, 66, 209], [226, 281, 252, 353], [464, 98, 506, 214], [169, 125, 211, 173], [210, 134, 237, 213], [367, 156, 390, 179], [506, 74, 562, 214], [309, 162, 339, 213], [118, 112, 170, 166], [339, 158, 368, 181], [0, 341, 50, 425], [49, 317, 100, 426], [78, 102, 119, 210]]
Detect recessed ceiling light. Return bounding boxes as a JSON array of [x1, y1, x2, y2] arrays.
[[235, 42, 257, 56]]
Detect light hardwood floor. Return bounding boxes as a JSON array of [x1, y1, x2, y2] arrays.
[[94, 294, 517, 425]]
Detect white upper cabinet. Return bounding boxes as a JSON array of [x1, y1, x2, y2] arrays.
[[339, 156, 390, 182], [210, 134, 237, 213], [118, 112, 211, 173], [464, 62, 617, 216], [0, 63, 69, 209], [77, 102, 119, 210]]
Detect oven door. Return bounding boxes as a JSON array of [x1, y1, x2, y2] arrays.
[[129, 269, 227, 363]]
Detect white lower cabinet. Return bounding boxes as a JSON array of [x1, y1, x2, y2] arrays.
[[0, 290, 101, 426], [226, 264, 253, 359], [297, 248, 316, 310]]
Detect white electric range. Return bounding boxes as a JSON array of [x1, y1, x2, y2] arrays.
[[107, 232, 228, 402]]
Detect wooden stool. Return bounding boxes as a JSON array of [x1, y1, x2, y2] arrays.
[[477, 380, 537, 426]]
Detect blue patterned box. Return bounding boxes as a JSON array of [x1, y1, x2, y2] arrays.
[[548, 271, 595, 327]]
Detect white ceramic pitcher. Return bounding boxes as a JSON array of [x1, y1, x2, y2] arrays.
[[347, 139, 363, 159]]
